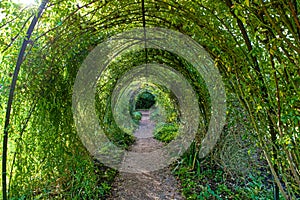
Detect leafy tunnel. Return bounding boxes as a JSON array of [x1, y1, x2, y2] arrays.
[[0, 0, 299, 199]]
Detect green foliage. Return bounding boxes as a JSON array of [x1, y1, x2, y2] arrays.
[[173, 95, 284, 199], [148, 84, 180, 124], [95, 95, 134, 148], [154, 122, 179, 143], [132, 111, 142, 122], [1, 0, 299, 199], [135, 91, 156, 110], [174, 144, 277, 200]]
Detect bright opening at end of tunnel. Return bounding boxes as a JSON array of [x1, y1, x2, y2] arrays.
[[12, 0, 38, 6]]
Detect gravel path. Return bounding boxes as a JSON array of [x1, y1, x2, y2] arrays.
[[108, 110, 184, 200]]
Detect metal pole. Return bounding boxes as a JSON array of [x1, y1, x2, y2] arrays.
[[2, 1, 48, 199]]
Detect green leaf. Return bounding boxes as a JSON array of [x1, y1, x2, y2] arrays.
[[245, 0, 250, 7]]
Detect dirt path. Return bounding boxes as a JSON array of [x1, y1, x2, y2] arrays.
[[108, 110, 184, 200]]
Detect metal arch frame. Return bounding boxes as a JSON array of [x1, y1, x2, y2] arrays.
[[1, 1, 49, 199]]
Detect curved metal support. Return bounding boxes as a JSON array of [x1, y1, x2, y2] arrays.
[[1, 1, 49, 199]]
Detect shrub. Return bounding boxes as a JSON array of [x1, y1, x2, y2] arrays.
[[132, 111, 142, 121], [154, 122, 179, 143]]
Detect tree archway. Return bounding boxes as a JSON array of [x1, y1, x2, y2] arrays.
[[1, 0, 299, 199]]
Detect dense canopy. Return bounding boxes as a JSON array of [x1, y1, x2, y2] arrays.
[[0, 0, 299, 199]]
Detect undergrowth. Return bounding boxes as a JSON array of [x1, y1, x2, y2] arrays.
[[132, 111, 142, 124], [153, 122, 179, 143], [171, 94, 284, 199], [173, 143, 278, 200]]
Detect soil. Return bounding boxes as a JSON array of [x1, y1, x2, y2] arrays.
[[108, 110, 185, 200]]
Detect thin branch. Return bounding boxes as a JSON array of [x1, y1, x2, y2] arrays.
[[1, 15, 33, 53]]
